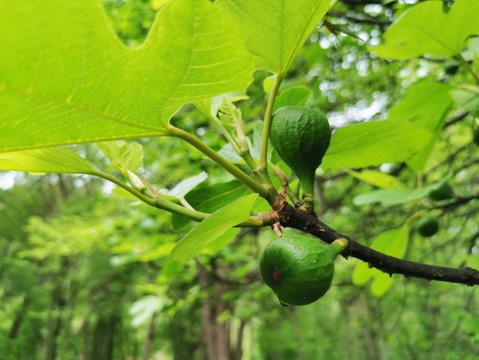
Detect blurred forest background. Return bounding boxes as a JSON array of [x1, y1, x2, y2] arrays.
[[1, 0, 479, 359]]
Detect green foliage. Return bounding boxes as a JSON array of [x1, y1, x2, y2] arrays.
[[170, 194, 257, 262], [352, 225, 409, 297], [217, 0, 336, 73], [322, 120, 431, 170], [97, 141, 144, 174], [1, 0, 479, 358], [0, 0, 254, 152], [387, 81, 453, 171], [0, 148, 96, 174], [372, 0, 479, 59]]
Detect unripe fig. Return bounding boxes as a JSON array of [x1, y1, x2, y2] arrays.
[[428, 182, 454, 201], [260, 234, 346, 306], [270, 106, 331, 195], [444, 60, 460, 76], [473, 128, 479, 146], [417, 216, 439, 237]]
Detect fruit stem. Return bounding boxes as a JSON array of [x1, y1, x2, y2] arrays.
[[259, 71, 284, 181], [330, 238, 348, 256], [298, 192, 315, 214]]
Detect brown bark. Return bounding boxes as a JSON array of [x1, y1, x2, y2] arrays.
[[8, 297, 29, 339], [199, 265, 217, 360], [198, 263, 237, 360], [142, 313, 157, 360], [233, 321, 246, 360], [90, 314, 119, 360], [214, 279, 230, 360], [277, 202, 479, 285]]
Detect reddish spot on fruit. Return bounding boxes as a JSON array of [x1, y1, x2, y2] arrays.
[[272, 268, 282, 282]]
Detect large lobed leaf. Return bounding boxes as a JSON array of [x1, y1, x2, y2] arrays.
[[372, 0, 479, 59], [0, 0, 254, 153], [217, 0, 336, 73]]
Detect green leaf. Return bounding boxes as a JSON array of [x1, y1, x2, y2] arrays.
[[217, 0, 336, 73], [0, 0, 254, 153], [372, 0, 479, 59], [388, 82, 452, 131], [370, 225, 409, 257], [171, 180, 251, 229], [170, 194, 257, 262], [353, 186, 433, 207], [166, 172, 208, 198], [0, 148, 95, 174], [273, 86, 312, 111], [203, 228, 241, 254], [352, 225, 409, 297], [129, 295, 163, 328], [388, 82, 453, 171], [463, 37, 479, 61], [370, 272, 393, 297], [450, 85, 479, 116], [348, 170, 404, 189], [185, 180, 252, 213], [321, 120, 432, 170], [352, 261, 374, 285], [195, 93, 248, 121], [217, 96, 243, 130], [354, 174, 453, 206], [97, 141, 144, 173]]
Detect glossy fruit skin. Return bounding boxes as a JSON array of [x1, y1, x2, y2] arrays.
[[270, 106, 331, 194], [417, 216, 439, 237], [429, 182, 454, 201], [260, 234, 342, 306]]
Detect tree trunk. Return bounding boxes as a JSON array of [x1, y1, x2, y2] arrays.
[[214, 280, 230, 360], [142, 313, 157, 360], [8, 297, 29, 339], [90, 314, 118, 360], [199, 265, 218, 360], [233, 320, 247, 360], [198, 263, 234, 360]]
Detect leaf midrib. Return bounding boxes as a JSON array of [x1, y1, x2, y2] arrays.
[[0, 80, 166, 133]]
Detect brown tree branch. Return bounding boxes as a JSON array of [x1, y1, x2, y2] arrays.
[[277, 203, 479, 286]]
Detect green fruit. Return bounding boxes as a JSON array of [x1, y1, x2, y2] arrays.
[[428, 182, 454, 201], [417, 216, 439, 237], [444, 60, 460, 76], [270, 106, 331, 194], [473, 128, 479, 146], [260, 234, 346, 306]]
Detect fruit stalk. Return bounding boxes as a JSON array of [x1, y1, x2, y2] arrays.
[[258, 72, 283, 179]]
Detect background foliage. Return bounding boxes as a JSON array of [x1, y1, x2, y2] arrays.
[[1, 0, 479, 359]]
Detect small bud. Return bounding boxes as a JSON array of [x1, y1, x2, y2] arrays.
[[126, 169, 146, 191]]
